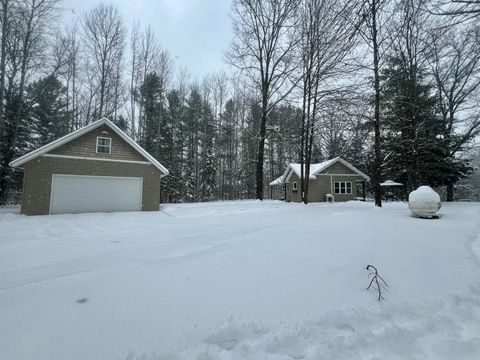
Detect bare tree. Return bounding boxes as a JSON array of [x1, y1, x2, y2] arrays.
[[83, 4, 125, 119], [228, 0, 300, 200], [298, 0, 360, 204], [317, 95, 371, 164], [136, 26, 163, 141], [0, 0, 61, 203], [154, 48, 173, 159], [129, 21, 141, 138], [428, 24, 480, 200], [357, 0, 394, 207], [0, 0, 12, 135], [426, 0, 480, 22], [64, 23, 80, 130]]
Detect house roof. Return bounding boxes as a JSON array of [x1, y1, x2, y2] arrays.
[[281, 157, 370, 183], [316, 157, 370, 180], [269, 176, 283, 186], [285, 159, 337, 181], [9, 118, 169, 176]]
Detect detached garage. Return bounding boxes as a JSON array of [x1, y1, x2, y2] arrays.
[[9, 118, 169, 215]]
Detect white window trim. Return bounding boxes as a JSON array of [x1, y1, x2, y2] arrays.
[[292, 181, 298, 191], [96, 136, 112, 154], [334, 181, 352, 194]]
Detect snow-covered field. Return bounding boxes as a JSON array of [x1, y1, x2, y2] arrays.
[[1, 200, 480, 360]]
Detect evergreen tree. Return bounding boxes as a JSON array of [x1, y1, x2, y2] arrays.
[[27, 76, 70, 146], [183, 87, 203, 201], [240, 103, 261, 199], [162, 90, 184, 202], [0, 90, 31, 202], [381, 56, 467, 192], [112, 115, 129, 132], [199, 100, 216, 201], [138, 72, 162, 155], [218, 99, 238, 200]]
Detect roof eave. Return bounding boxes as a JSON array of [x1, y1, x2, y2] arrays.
[[312, 157, 370, 181], [9, 118, 170, 176]]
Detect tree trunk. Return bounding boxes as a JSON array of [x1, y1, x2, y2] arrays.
[[372, 0, 382, 208], [256, 102, 268, 200], [0, 0, 9, 135], [446, 182, 454, 202]]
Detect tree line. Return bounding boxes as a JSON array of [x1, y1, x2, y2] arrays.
[[0, 0, 478, 205]]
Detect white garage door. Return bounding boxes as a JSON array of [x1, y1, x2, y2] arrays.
[[50, 174, 143, 214]]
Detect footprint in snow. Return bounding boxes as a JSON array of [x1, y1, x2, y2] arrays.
[[206, 338, 238, 351]]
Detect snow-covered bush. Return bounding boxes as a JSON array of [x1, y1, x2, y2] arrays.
[[408, 186, 442, 218]]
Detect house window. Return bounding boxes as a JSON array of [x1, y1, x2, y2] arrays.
[[292, 182, 298, 192], [334, 181, 352, 194], [96, 137, 112, 154]]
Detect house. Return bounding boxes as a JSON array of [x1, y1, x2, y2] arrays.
[[269, 157, 369, 202], [9, 118, 169, 215], [269, 176, 284, 200]]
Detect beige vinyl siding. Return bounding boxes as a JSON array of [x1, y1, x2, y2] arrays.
[[285, 173, 302, 202], [284, 171, 366, 203], [50, 125, 145, 162], [21, 157, 161, 215], [271, 184, 284, 200], [319, 161, 357, 175]]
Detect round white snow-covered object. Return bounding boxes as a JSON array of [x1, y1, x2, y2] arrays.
[[408, 186, 441, 218]]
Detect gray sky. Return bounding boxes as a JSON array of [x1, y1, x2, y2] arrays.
[[62, 0, 233, 79]]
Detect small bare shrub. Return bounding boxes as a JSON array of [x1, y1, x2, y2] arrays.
[[366, 264, 388, 301]]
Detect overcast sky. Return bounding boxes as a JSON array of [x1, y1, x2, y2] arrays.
[[62, 0, 233, 80]]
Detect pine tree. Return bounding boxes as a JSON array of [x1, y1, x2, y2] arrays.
[[0, 90, 31, 203], [240, 103, 261, 199], [218, 99, 238, 200], [27, 76, 70, 147], [138, 72, 162, 155], [199, 100, 216, 201], [381, 56, 467, 192], [183, 87, 203, 201], [162, 90, 185, 202]]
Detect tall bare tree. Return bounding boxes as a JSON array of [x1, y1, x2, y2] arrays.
[[0, 0, 12, 135], [298, 0, 359, 204], [427, 0, 480, 22], [64, 23, 80, 130], [83, 4, 125, 119], [428, 24, 480, 200], [0, 0, 61, 203], [136, 26, 163, 141], [129, 21, 141, 138], [357, 0, 393, 207], [228, 0, 300, 200]]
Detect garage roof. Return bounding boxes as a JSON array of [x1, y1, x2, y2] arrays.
[[9, 118, 169, 176]]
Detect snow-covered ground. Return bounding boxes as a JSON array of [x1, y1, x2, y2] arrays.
[[1, 200, 480, 360]]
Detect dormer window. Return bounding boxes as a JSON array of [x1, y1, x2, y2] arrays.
[[96, 137, 112, 154]]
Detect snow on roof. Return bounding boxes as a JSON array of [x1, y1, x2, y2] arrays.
[[281, 157, 370, 183], [282, 158, 337, 182], [9, 118, 169, 176], [380, 180, 403, 186], [269, 176, 283, 186]]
